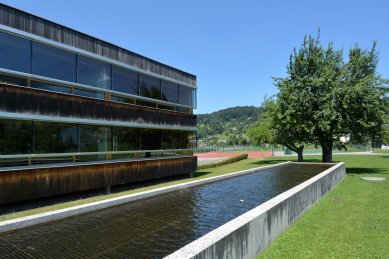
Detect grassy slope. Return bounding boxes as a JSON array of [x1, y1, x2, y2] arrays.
[[261, 154, 389, 258]]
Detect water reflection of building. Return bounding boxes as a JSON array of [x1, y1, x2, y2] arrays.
[[0, 3, 197, 204]]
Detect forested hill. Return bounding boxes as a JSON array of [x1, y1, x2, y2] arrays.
[[197, 106, 263, 144]]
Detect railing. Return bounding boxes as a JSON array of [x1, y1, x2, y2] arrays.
[[0, 149, 193, 168]]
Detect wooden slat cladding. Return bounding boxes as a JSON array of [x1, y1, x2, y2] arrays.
[[0, 156, 197, 204], [0, 4, 196, 87], [0, 84, 197, 128]]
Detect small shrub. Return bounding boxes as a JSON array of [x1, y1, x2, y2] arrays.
[[197, 153, 248, 170]]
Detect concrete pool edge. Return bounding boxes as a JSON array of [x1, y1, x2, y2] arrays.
[[0, 161, 292, 233], [165, 162, 346, 259]]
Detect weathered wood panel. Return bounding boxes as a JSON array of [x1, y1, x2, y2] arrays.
[[0, 83, 196, 128], [0, 156, 197, 204], [0, 4, 196, 86]]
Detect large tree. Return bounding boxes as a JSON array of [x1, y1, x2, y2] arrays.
[[247, 98, 309, 161], [274, 33, 388, 162]]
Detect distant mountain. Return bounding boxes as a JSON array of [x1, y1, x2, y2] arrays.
[[197, 106, 263, 145]]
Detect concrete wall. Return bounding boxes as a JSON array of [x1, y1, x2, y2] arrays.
[[166, 162, 346, 259]]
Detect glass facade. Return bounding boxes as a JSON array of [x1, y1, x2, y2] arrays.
[[112, 65, 139, 95], [77, 55, 111, 89], [34, 122, 78, 153], [113, 127, 140, 151], [0, 120, 32, 155], [0, 31, 30, 73], [32, 42, 76, 82], [0, 28, 196, 168], [0, 31, 196, 110], [139, 74, 161, 99], [79, 125, 111, 152], [161, 81, 179, 103]]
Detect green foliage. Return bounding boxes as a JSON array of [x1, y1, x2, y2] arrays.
[[197, 153, 248, 170], [271, 32, 388, 162]]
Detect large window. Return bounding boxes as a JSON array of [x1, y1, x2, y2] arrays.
[[32, 42, 76, 82], [112, 66, 139, 95], [113, 127, 140, 151], [0, 31, 31, 73], [162, 131, 180, 149], [79, 125, 111, 152], [181, 131, 196, 149], [140, 129, 162, 150], [179, 86, 194, 107], [139, 74, 161, 99], [34, 122, 77, 153], [161, 81, 179, 103], [77, 55, 110, 89], [0, 119, 32, 154]]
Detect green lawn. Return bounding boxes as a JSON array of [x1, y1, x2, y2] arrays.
[[261, 154, 389, 258]]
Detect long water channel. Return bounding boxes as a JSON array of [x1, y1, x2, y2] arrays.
[[0, 163, 331, 258]]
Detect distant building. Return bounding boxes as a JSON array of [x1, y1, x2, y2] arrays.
[[0, 4, 197, 203]]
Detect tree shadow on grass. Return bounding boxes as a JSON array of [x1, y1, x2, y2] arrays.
[[347, 167, 388, 175]]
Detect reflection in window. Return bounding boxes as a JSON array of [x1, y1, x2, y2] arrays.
[[140, 129, 162, 150], [0, 31, 31, 73], [31, 82, 72, 94], [161, 81, 179, 103], [179, 86, 194, 107], [0, 74, 28, 86], [77, 55, 111, 89], [0, 119, 32, 154], [75, 89, 104, 99], [112, 66, 139, 95], [162, 131, 180, 149], [79, 125, 111, 152], [113, 127, 140, 151], [180, 131, 196, 149], [34, 122, 77, 153], [139, 74, 161, 99], [32, 42, 76, 82]]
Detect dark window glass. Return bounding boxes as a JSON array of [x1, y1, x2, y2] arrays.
[[139, 74, 161, 99], [158, 104, 176, 111], [140, 129, 162, 150], [77, 55, 110, 89], [176, 107, 190, 113], [112, 66, 138, 95], [181, 131, 196, 149], [161, 81, 179, 103], [79, 125, 111, 153], [31, 81, 72, 94], [111, 95, 135, 104], [113, 127, 140, 151], [75, 89, 104, 99], [0, 74, 28, 86], [0, 32, 31, 73], [162, 131, 180, 149], [34, 122, 77, 153], [179, 86, 194, 107], [0, 119, 32, 154], [32, 42, 76, 82], [136, 100, 157, 108]]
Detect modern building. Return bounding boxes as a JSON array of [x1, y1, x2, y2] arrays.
[[0, 4, 197, 204]]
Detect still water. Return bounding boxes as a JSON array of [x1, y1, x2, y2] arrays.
[[0, 163, 331, 258]]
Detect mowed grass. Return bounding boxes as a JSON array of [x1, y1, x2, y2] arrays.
[[0, 156, 280, 222], [261, 154, 389, 258]]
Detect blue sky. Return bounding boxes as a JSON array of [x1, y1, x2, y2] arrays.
[[3, 0, 389, 114]]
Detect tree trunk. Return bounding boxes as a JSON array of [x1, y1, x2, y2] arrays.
[[321, 141, 333, 163], [297, 149, 304, 162]]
